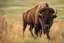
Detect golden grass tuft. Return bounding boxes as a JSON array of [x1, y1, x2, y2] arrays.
[[0, 13, 8, 43]]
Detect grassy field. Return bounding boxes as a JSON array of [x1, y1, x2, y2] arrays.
[[0, 0, 64, 43]]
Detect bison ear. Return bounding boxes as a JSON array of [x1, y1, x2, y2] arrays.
[[53, 15, 57, 18], [38, 14, 42, 19], [38, 15, 41, 18]]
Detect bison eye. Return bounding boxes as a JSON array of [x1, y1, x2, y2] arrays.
[[38, 15, 42, 19]]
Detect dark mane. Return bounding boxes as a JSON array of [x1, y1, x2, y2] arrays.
[[39, 7, 54, 14]]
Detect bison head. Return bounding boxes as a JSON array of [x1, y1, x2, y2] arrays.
[[38, 7, 57, 32], [38, 7, 57, 20]]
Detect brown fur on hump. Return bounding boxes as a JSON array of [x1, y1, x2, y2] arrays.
[[35, 2, 49, 25], [27, 5, 39, 23], [24, 2, 49, 25], [23, 10, 30, 22]]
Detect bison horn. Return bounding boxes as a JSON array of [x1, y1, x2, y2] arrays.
[[53, 9, 57, 15]]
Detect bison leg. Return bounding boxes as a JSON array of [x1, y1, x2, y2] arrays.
[[34, 26, 40, 37], [39, 30, 42, 37], [29, 25, 34, 37], [23, 23, 27, 37], [46, 30, 50, 39]]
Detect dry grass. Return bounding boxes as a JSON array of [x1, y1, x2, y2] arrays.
[[0, 14, 8, 43], [0, 14, 64, 43]]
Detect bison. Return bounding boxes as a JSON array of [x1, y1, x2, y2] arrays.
[[37, 7, 57, 39], [22, 2, 57, 39]]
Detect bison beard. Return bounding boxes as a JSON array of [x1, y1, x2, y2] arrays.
[[34, 18, 53, 39]]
